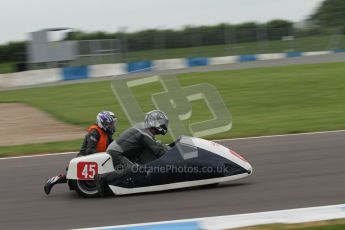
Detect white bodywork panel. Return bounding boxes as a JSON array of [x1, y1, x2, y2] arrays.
[[109, 173, 250, 195], [187, 137, 252, 172], [66, 153, 114, 180]]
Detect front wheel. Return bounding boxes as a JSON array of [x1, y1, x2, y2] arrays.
[[71, 179, 99, 198]]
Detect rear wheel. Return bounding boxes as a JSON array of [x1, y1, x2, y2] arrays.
[[74, 180, 99, 198]]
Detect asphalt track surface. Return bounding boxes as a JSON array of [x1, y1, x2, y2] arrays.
[[0, 131, 344, 229]]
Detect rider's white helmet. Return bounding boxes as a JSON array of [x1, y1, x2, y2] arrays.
[[144, 110, 169, 135]]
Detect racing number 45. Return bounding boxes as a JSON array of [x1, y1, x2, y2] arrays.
[[77, 162, 98, 180]]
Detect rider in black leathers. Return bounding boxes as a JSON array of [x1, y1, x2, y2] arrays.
[[95, 110, 170, 197]]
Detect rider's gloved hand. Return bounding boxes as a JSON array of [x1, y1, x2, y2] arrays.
[[156, 140, 171, 152], [163, 144, 171, 151]]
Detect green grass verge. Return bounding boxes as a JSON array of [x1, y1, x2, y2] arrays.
[[0, 140, 82, 158], [0, 62, 15, 74], [0, 62, 344, 156], [235, 218, 345, 230]]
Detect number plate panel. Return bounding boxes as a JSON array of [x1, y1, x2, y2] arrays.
[[77, 162, 98, 180]]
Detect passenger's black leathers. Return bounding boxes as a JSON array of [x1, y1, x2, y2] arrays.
[[78, 129, 113, 156]]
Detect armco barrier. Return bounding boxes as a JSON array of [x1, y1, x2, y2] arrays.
[[1, 50, 343, 89], [286, 51, 303, 58], [208, 56, 237, 65], [187, 57, 208, 67], [127, 61, 152, 73], [334, 49, 345, 53], [256, 53, 285, 60], [62, 66, 89, 81], [154, 58, 185, 71], [0, 69, 60, 87], [304, 51, 332, 56], [90, 63, 126, 78], [238, 54, 257, 62]]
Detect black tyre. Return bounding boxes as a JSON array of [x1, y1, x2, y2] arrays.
[[73, 180, 99, 198]]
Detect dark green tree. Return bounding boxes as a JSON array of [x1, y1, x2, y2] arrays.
[[0, 42, 26, 62], [309, 0, 345, 28], [266, 20, 293, 40]]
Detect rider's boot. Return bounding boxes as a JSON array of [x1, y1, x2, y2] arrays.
[[44, 174, 67, 195], [94, 173, 111, 198]]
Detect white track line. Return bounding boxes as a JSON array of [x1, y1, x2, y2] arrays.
[[1, 129, 345, 160], [215, 129, 345, 141], [72, 203, 345, 230], [0, 151, 77, 160]]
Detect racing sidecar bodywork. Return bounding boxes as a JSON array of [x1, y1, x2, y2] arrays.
[[66, 136, 252, 197]]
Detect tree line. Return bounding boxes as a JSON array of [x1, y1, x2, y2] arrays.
[[66, 20, 294, 50], [0, 20, 295, 63]]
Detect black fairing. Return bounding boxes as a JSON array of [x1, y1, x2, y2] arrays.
[[108, 141, 248, 188]]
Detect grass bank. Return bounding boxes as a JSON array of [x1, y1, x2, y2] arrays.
[[0, 62, 344, 156]]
